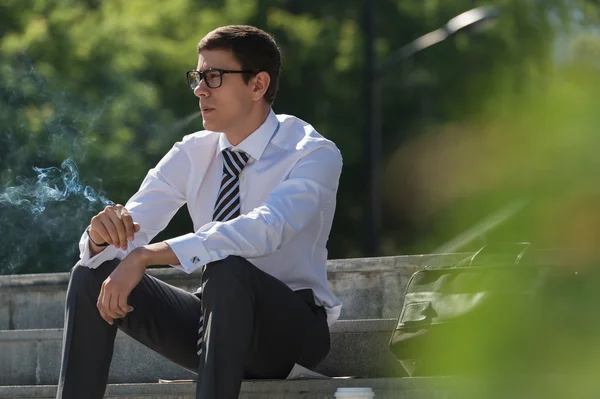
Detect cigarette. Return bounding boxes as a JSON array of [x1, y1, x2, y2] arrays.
[[113, 205, 122, 219]]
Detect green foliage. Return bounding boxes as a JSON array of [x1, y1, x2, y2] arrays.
[[0, 0, 597, 273]]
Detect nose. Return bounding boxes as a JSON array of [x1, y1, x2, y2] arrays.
[[193, 79, 210, 98]]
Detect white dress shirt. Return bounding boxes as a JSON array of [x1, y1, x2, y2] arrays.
[[78, 110, 343, 324]]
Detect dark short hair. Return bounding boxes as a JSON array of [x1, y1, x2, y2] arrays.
[[197, 25, 281, 105]]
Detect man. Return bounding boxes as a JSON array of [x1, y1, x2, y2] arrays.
[[56, 25, 343, 399]]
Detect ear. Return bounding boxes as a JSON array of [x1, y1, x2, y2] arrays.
[[251, 71, 271, 102]]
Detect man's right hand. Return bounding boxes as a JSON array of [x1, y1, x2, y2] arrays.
[[89, 204, 141, 251]]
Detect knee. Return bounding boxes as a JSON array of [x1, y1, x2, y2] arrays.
[[66, 263, 96, 302], [69, 263, 93, 287], [202, 256, 254, 290], [67, 259, 120, 296]]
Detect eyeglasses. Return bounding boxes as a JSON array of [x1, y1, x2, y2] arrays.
[[186, 68, 255, 90]]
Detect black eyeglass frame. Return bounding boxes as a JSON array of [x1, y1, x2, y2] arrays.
[[186, 68, 256, 90]]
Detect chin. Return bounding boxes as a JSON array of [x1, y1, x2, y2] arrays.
[[202, 119, 219, 132]]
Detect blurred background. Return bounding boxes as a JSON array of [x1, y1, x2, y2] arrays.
[[1, 0, 600, 275]]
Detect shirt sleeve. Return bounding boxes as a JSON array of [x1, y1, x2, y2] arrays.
[[165, 145, 342, 273], [78, 139, 190, 268]]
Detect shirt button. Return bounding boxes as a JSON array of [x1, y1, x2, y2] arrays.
[[191, 256, 200, 264]]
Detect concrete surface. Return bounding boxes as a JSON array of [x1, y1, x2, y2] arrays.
[[0, 254, 470, 330], [0, 378, 460, 399], [0, 319, 406, 386]]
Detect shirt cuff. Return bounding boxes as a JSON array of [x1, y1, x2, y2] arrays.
[[79, 233, 119, 269], [164, 233, 210, 273]]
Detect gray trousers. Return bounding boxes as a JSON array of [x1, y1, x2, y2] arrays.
[[56, 255, 330, 399]]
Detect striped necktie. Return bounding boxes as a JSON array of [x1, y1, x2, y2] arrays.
[[212, 149, 250, 222], [197, 148, 250, 356]]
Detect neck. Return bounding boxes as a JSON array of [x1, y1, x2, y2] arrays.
[[225, 104, 271, 146]]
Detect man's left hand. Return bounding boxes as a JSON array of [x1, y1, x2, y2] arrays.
[[97, 247, 148, 325]]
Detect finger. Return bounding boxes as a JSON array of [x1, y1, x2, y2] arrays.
[[119, 207, 135, 242], [102, 217, 120, 247], [117, 293, 133, 315], [98, 306, 113, 325], [91, 219, 112, 246], [107, 207, 128, 250], [134, 223, 141, 233], [99, 207, 120, 246], [97, 285, 114, 325], [110, 205, 128, 250], [109, 292, 126, 319], [103, 278, 124, 319]]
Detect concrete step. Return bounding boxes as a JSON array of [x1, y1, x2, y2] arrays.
[[0, 254, 469, 330], [0, 378, 456, 399], [0, 319, 407, 386], [1, 376, 588, 399]]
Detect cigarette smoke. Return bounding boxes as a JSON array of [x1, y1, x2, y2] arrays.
[[0, 158, 112, 215], [0, 54, 115, 274]]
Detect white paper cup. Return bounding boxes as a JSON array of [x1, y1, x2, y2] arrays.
[[334, 387, 375, 399]]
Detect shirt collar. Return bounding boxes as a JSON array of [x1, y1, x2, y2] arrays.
[[216, 109, 279, 161]]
